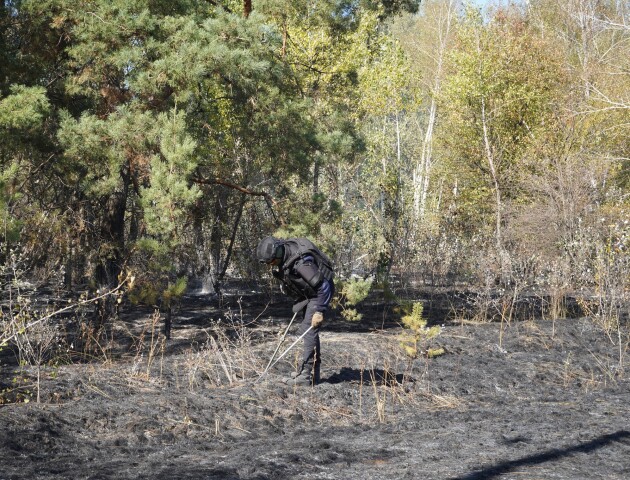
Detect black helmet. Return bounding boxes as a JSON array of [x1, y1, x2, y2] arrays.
[[256, 236, 281, 263]]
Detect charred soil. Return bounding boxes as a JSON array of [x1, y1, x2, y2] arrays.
[[1, 286, 629, 479]]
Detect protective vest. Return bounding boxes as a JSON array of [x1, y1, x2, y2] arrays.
[[275, 238, 334, 299]]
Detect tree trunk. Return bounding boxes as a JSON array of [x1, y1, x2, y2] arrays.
[[481, 95, 511, 284], [413, 95, 437, 219], [94, 168, 129, 323], [96, 190, 127, 287], [217, 196, 245, 286], [209, 192, 229, 294], [412, 0, 455, 221], [313, 160, 320, 196], [481, 95, 502, 254]]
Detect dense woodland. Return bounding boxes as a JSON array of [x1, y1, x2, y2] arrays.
[[1, 0, 628, 330]]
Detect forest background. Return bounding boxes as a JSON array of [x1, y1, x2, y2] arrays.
[[1, 0, 628, 338]]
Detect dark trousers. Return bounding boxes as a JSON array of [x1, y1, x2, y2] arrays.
[[296, 280, 334, 368]]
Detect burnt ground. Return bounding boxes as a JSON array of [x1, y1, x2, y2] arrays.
[[1, 285, 629, 480]]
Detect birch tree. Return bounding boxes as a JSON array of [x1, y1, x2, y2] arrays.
[[395, 0, 458, 221]]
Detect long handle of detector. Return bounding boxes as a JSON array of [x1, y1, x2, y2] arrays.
[[255, 326, 313, 383], [263, 311, 298, 372]]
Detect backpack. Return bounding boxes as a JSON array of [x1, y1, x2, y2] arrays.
[[281, 238, 335, 282]]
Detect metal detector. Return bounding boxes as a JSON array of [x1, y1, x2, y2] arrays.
[[255, 326, 313, 383]]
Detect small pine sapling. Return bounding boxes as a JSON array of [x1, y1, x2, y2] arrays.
[[399, 302, 444, 359]]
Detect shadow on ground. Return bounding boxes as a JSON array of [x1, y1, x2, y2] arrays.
[[453, 430, 630, 480]]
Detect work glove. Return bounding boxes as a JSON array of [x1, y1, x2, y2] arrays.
[[311, 311, 324, 328]]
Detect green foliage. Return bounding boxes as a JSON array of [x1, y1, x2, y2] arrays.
[[140, 111, 201, 237], [399, 302, 442, 359], [0, 85, 50, 130], [273, 224, 311, 240], [342, 277, 373, 306], [0, 84, 51, 245], [163, 277, 187, 304], [128, 275, 187, 308], [333, 277, 373, 321]]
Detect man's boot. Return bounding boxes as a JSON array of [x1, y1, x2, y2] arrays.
[[284, 362, 316, 386]]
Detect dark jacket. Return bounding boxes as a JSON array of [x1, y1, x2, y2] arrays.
[[272, 238, 334, 300]]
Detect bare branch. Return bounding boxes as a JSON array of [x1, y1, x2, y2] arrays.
[[1, 279, 130, 347], [192, 176, 279, 224]]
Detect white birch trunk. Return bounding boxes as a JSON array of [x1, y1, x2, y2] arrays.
[[413, 0, 456, 221]]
